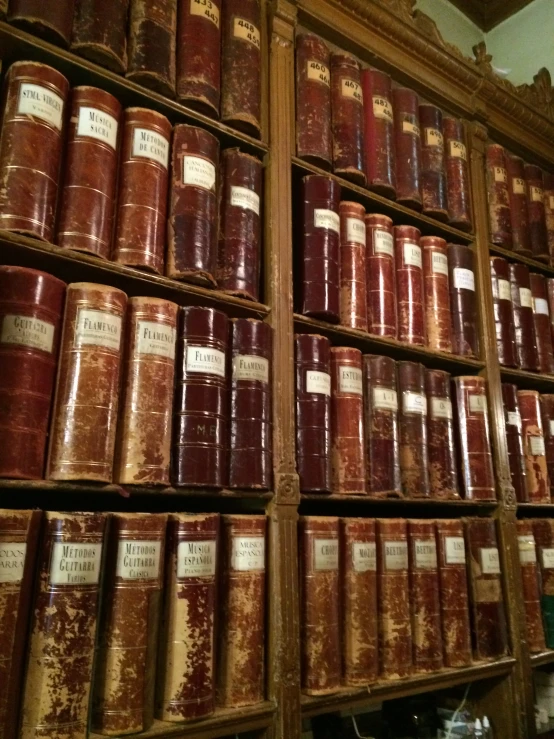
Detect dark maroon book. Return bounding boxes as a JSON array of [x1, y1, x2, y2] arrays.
[[361, 69, 396, 199], [486, 144, 512, 249], [525, 164, 549, 262], [393, 87, 422, 211], [509, 263, 539, 371], [394, 226, 425, 346], [447, 244, 479, 358], [490, 256, 517, 368], [397, 361, 429, 498], [419, 104, 447, 221], [502, 383, 528, 503], [330, 53, 365, 186], [295, 34, 331, 169], [443, 116, 472, 232], [530, 273, 554, 374], [507, 155, 531, 256]]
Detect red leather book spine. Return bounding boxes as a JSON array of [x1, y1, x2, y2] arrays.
[[453, 376, 496, 500], [7, 0, 75, 45], [394, 225, 425, 346], [0, 61, 68, 241], [92, 513, 167, 735], [544, 172, 554, 265], [540, 394, 554, 500], [168, 125, 219, 286], [526, 163, 549, 261], [502, 383, 528, 503], [301, 175, 340, 323], [216, 514, 266, 707], [443, 116, 472, 232], [0, 266, 65, 479], [365, 214, 397, 337], [518, 390, 550, 503], [295, 34, 331, 169], [172, 306, 228, 487], [419, 104, 447, 221], [340, 518, 378, 685], [299, 516, 341, 694], [113, 107, 171, 274], [398, 361, 429, 498], [71, 0, 129, 73], [516, 520, 546, 653], [490, 256, 517, 368], [216, 148, 263, 301], [507, 154, 532, 256], [363, 354, 402, 497], [447, 243, 479, 358], [548, 278, 554, 348], [533, 519, 554, 615], [510, 262, 539, 371], [330, 347, 365, 495], [531, 272, 554, 373], [339, 201, 367, 330], [156, 513, 219, 721], [330, 53, 365, 185], [464, 518, 508, 660], [376, 518, 412, 679], [393, 87, 422, 210], [57, 86, 122, 259], [127, 0, 176, 98], [435, 519, 472, 668], [19, 512, 107, 739], [229, 318, 273, 490], [425, 369, 459, 499], [47, 283, 127, 482], [295, 334, 331, 493], [422, 235, 452, 352], [486, 143, 512, 248], [361, 68, 396, 199]]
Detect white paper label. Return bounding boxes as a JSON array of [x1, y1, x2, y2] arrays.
[[233, 354, 269, 383], [480, 547, 501, 574], [314, 208, 340, 233], [373, 387, 398, 411], [542, 548, 554, 569], [190, 0, 219, 27], [314, 538, 339, 571], [445, 536, 466, 565], [402, 118, 420, 137], [449, 140, 467, 160], [454, 267, 475, 291], [306, 370, 331, 396], [425, 128, 443, 148], [529, 435, 546, 456], [494, 166, 507, 184], [132, 127, 169, 168], [77, 106, 118, 149], [498, 279, 512, 301], [507, 411, 521, 428], [231, 536, 265, 571], [346, 217, 366, 246], [18, 83, 63, 130], [512, 177, 526, 195], [534, 297, 550, 316], [137, 321, 176, 359], [339, 366, 363, 395], [183, 155, 216, 190], [384, 541, 408, 570], [352, 541, 376, 572], [49, 542, 102, 585], [306, 60, 330, 86], [469, 394, 487, 414], [233, 18, 260, 48], [75, 309, 122, 351], [186, 346, 226, 377], [550, 420, 554, 436], [531, 185, 544, 203], [116, 540, 161, 580], [414, 539, 438, 569], [520, 287, 533, 308], [403, 391, 427, 415], [432, 252, 448, 276], [230, 185, 260, 215], [372, 96, 393, 122], [1, 314, 55, 353], [518, 536, 537, 564], [374, 230, 394, 256], [0, 542, 27, 583], [341, 78, 363, 103], [177, 540, 216, 578], [403, 243, 422, 269], [430, 397, 453, 419]]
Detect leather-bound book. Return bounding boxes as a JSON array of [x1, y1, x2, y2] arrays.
[[217, 148, 263, 301], [71, 0, 129, 73], [339, 201, 367, 331], [19, 512, 107, 739], [92, 513, 167, 735], [330, 53, 365, 185], [361, 68, 396, 199], [525, 163, 549, 261], [295, 334, 331, 493], [330, 347, 365, 495], [453, 376, 496, 501], [0, 509, 41, 739], [57, 86, 122, 259], [229, 318, 272, 490], [518, 390, 550, 504], [127, 0, 176, 98], [490, 256, 517, 368], [419, 104, 447, 221], [510, 263, 539, 371], [299, 516, 341, 694], [363, 354, 401, 498], [486, 143, 512, 248], [113, 108, 171, 274], [300, 175, 340, 323], [47, 283, 127, 482], [544, 172, 554, 264], [295, 34, 331, 169], [422, 235, 452, 352], [0, 266, 65, 479], [425, 369, 459, 499], [502, 383, 527, 503], [340, 518, 378, 686], [435, 519, 472, 668], [447, 243, 479, 358], [507, 155, 532, 256], [156, 513, 219, 721], [172, 306, 228, 487], [398, 361, 429, 498], [530, 273, 554, 373], [548, 278, 554, 346], [394, 225, 425, 346], [168, 125, 219, 286], [376, 518, 412, 679], [516, 520, 546, 653], [532, 519, 554, 648], [541, 394, 554, 500], [0, 61, 68, 241], [443, 116, 472, 232], [393, 87, 422, 210], [7, 0, 74, 45], [365, 213, 397, 338], [216, 514, 266, 707], [464, 518, 508, 660]]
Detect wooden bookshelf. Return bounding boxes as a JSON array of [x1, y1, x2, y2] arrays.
[[489, 243, 554, 277], [500, 366, 554, 393], [531, 651, 554, 668]]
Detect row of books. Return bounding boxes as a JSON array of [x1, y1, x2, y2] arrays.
[[295, 342, 495, 500], [0, 509, 267, 739], [0, 60, 263, 301], [0, 267, 272, 488], [295, 34, 474, 231]]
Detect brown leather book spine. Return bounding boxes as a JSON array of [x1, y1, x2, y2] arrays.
[[544, 172, 554, 265], [299, 516, 341, 694], [533, 520, 554, 631], [365, 214, 397, 338], [548, 278, 554, 347], [425, 369, 459, 499], [340, 518, 378, 685], [422, 235, 452, 352], [394, 225, 425, 346], [156, 513, 219, 721], [71, 0, 129, 73], [541, 394, 554, 500], [516, 520, 546, 653], [507, 154, 532, 256], [0, 266, 65, 479], [172, 306, 228, 487], [19, 512, 107, 739], [126, 0, 177, 98], [393, 87, 422, 210], [526, 163, 549, 261], [443, 116, 472, 232], [295, 34, 331, 169], [339, 201, 367, 331], [419, 104, 447, 221], [113, 108, 171, 274], [57, 86, 122, 259], [490, 256, 517, 368], [330, 53, 365, 185], [447, 243, 479, 358], [530, 272, 554, 373], [47, 283, 127, 481], [92, 513, 167, 735], [229, 318, 273, 490], [361, 68, 396, 199], [216, 148, 263, 301], [330, 347, 365, 495], [168, 125, 219, 286], [0, 61, 68, 241], [7, 0, 75, 45], [216, 514, 266, 707], [486, 143, 512, 248], [435, 519, 472, 668], [510, 262, 539, 371], [398, 361, 429, 498], [502, 383, 528, 503], [518, 390, 550, 504], [453, 376, 496, 500]]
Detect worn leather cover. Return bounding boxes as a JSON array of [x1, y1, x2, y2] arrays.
[[490, 256, 517, 368], [0, 61, 68, 241], [443, 116, 472, 232], [127, 0, 177, 98], [548, 278, 554, 349], [425, 369, 459, 499], [532, 518, 554, 648], [330, 53, 365, 185], [530, 272, 554, 373], [507, 155, 531, 256], [486, 143, 512, 248], [8, 0, 75, 45], [544, 172, 554, 265], [72, 0, 129, 73], [398, 361, 429, 498], [365, 214, 397, 337], [339, 201, 367, 330], [447, 243, 479, 358], [422, 235, 452, 352], [419, 104, 447, 221], [525, 163, 549, 261], [510, 262, 539, 371], [47, 283, 127, 482], [0, 266, 65, 479], [393, 87, 422, 210], [516, 520, 546, 653], [541, 394, 554, 501], [361, 68, 396, 199], [502, 383, 528, 503], [394, 225, 425, 346], [518, 390, 550, 503], [295, 33, 331, 169]]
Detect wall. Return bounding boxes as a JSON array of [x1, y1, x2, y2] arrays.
[[415, 0, 483, 58]]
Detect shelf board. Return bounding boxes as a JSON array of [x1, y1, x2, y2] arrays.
[[531, 651, 554, 668], [518, 503, 554, 514], [299, 494, 497, 515], [500, 366, 554, 393], [489, 244, 554, 277]]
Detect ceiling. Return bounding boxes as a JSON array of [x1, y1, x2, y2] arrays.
[[446, 0, 537, 31]]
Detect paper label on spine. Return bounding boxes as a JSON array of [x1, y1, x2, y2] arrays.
[[550, 420, 554, 436], [352, 541, 376, 572], [233, 355, 269, 383], [507, 411, 521, 427], [402, 117, 420, 137], [233, 18, 260, 48], [384, 541, 408, 570], [403, 391, 427, 415], [373, 387, 398, 411], [519, 287, 533, 308], [49, 542, 102, 585], [117, 540, 161, 580], [341, 78, 363, 104], [444, 536, 466, 564], [494, 166, 507, 184], [512, 177, 526, 195], [424, 128, 443, 147], [346, 217, 366, 246], [231, 536, 265, 571], [77, 107, 118, 149], [403, 243, 422, 269], [498, 279, 512, 301], [313, 538, 338, 571], [534, 297, 549, 315], [469, 393, 487, 414], [18, 83, 63, 130], [414, 539, 437, 569], [531, 185, 544, 202], [432, 252, 448, 276], [338, 366, 363, 395], [190, 0, 219, 26], [231, 185, 260, 215], [374, 230, 393, 256], [75, 309, 122, 351], [518, 536, 537, 564], [453, 267, 475, 291], [306, 370, 331, 396], [430, 397, 452, 419], [449, 140, 467, 160], [186, 346, 225, 377], [1, 314, 55, 353], [480, 547, 501, 574], [541, 548, 554, 569], [137, 321, 176, 359], [132, 127, 169, 168], [529, 435, 546, 456], [0, 543, 27, 583], [182, 156, 216, 190], [372, 96, 393, 122], [314, 208, 340, 233], [177, 540, 216, 578], [307, 60, 330, 86]]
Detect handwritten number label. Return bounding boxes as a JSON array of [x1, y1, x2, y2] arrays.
[[190, 0, 220, 27]]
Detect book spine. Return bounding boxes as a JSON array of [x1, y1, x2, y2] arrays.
[[422, 235, 452, 352], [330, 53, 365, 185], [518, 390, 550, 503], [295, 34, 331, 169], [0, 266, 65, 479], [548, 278, 554, 348], [0, 61, 68, 241], [393, 87, 422, 210], [532, 519, 554, 648], [525, 163, 549, 261], [365, 214, 397, 337], [544, 172, 554, 265], [510, 262, 539, 371], [398, 361, 429, 498], [531, 272, 554, 373], [541, 394, 554, 500], [425, 369, 459, 498], [360, 68, 396, 199], [419, 104, 447, 220], [502, 383, 528, 503], [516, 520, 546, 653], [339, 201, 367, 331], [394, 225, 425, 346], [490, 256, 518, 368], [507, 154, 532, 255], [443, 116, 472, 232], [168, 124, 219, 286], [486, 143, 512, 248], [47, 283, 127, 482], [7, 0, 75, 46], [72, 0, 129, 73], [447, 243, 479, 358], [127, 0, 177, 98]]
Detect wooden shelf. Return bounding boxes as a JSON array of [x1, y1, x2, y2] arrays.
[[500, 366, 554, 393], [489, 244, 554, 277], [531, 651, 554, 668], [518, 503, 554, 515], [299, 494, 497, 515]]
